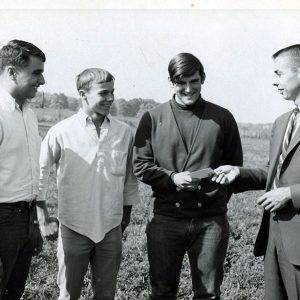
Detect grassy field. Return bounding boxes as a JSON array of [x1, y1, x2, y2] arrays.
[[22, 135, 269, 300]]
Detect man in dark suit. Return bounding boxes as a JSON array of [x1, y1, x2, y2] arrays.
[[212, 44, 300, 300]]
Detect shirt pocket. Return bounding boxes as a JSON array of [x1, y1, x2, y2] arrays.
[[110, 150, 127, 176]]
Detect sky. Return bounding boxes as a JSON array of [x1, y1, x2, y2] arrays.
[[0, 8, 300, 123]]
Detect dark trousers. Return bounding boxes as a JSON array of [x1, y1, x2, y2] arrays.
[[146, 214, 229, 300], [0, 203, 35, 300], [264, 215, 300, 300]]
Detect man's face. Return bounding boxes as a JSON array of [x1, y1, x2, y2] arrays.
[[273, 55, 300, 102], [83, 80, 115, 117], [173, 72, 202, 106], [14, 55, 45, 102]]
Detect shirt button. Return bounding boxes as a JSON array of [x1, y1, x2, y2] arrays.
[[175, 202, 180, 208], [197, 203, 202, 208]]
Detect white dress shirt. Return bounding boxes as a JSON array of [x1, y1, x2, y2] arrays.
[[39, 109, 139, 243], [0, 88, 41, 203]]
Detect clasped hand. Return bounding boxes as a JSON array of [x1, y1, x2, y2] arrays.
[[37, 206, 59, 241], [257, 188, 291, 212]]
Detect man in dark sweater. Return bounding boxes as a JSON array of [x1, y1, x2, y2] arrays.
[[133, 53, 243, 300]]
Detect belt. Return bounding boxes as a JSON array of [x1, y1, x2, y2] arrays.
[[0, 200, 36, 209]]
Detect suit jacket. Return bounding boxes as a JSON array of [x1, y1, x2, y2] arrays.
[[234, 109, 300, 265]]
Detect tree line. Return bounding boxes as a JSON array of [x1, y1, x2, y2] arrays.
[[30, 92, 159, 118], [31, 92, 272, 139]]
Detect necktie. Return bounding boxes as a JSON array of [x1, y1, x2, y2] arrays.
[[273, 107, 299, 189]]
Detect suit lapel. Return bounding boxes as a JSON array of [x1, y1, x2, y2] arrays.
[[267, 113, 291, 188], [286, 126, 300, 157]]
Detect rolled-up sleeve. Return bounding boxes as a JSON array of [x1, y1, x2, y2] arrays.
[[123, 131, 140, 206], [38, 128, 61, 201]]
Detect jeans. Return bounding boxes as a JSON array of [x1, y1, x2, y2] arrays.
[[146, 214, 229, 300], [0, 204, 35, 300], [57, 224, 122, 300]]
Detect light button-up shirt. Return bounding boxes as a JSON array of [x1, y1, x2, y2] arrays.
[[39, 109, 139, 243], [0, 88, 41, 203]]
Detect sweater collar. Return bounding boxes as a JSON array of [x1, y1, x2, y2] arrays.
[[171, 95, 205, 111]]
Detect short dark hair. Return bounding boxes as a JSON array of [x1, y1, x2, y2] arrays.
[[0, 39, 46, 72], [272, 44, 300, 68], [168, 52, 205, 84], [76, 68, 114, 92]]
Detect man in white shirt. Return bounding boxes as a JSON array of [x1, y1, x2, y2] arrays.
[[37, 68, 139, 300], [0, 40, 45, 300]]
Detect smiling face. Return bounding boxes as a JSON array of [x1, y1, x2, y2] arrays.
[[273, 54, 300, 104], [81, 80, 115, 118], [12, 55, 45, 104], [173, 71, 202, 106]]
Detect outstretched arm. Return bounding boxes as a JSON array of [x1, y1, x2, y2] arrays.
[[211, 165, 240, 184]]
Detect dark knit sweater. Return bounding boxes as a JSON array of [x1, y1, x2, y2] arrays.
[[170, 98, 205, 152], [133, 98, 243, 218]]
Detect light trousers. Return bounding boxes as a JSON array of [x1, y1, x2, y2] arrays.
[[264, 215, 300, 300], [57, 224, 122, 300]]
